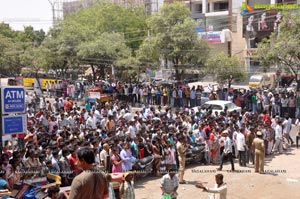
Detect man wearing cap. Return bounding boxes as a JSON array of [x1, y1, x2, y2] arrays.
[[176, 136, 189, 184], [246, 127, 255, 164], [252, 131, 265, 173], [217, 130, 235, 171], [120, 172, 135, 199]]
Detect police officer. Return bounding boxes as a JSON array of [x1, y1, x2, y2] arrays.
[[252, 131, 265, 174], [177, 136, 189, 184]]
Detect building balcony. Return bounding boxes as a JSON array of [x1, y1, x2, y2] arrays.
[[205, 10, 228, 16], [184, 0, 229, 15]]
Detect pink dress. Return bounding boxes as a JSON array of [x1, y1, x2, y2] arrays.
[[111, 155, 122, 173]]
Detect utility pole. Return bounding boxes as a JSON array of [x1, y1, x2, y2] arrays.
[[47, 0, 56, 27], [228, 0, 232, 56]]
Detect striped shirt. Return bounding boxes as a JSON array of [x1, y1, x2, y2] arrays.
[[122, 181, 135, 199], [160, 174, 179, 194]]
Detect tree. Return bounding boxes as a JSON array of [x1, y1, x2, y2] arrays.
[[0, 23, 46, 75], [0, 25, 22, 74], [20, 45, 47, 75], [77, 32, 131, 82], [206, 52, 245, 89], [38, 28, 77, 78], [137, 2, 209, 80], [57, 3, 147, 81], [257, 12, 300, 90]]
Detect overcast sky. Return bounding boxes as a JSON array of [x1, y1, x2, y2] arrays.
[[0, 0, 55, 32]]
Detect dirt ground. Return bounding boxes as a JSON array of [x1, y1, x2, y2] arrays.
[[135, 127, 300, 199]]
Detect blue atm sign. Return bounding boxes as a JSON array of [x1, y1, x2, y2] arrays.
[[1, 87, 26, 114]]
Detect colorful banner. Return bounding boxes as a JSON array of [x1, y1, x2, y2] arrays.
[[243, 9, 281, 46]]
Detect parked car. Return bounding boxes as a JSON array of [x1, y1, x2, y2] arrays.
[[201, 100, 242, 115], [201, 91, 210, 105]]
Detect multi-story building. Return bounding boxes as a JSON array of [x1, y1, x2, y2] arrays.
[[242, 0, 299, 75], [184, 0, 299, 76], [182, 0, 245, 63], [62, 0, 164, 16], [63, 0, 95, 16]]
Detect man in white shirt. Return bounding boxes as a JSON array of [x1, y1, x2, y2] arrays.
[[235, 126, 246, 166], [217, 131, 235, 171], [86, 112, 97, 130], [100, 143, 110, 172], [282, 116, 293, 145], [67, 112, 76, 130], [39, 112, 49, 130], [46, 82, 50, 97], [272, 119, 283, 154], [196, 173, 227, 199], [128, 120, 137, 139]]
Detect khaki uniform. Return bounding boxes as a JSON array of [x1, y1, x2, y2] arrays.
[[252, 137, 265, 172], [176, 142, 186, 182]]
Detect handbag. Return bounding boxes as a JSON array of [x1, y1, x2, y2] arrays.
[[163, 194, 172, 199]]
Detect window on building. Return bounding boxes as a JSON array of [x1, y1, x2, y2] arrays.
[[214, 2, 228, 12], [277, 0, 297, 3], [194, 3, 202, 13], [206, 16, 229, 31], [248, 0, 270, 6], [247, 57, 262, 75]]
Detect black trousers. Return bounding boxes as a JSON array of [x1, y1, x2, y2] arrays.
[[238, 151, 246, 166], [296, 135, 300, 148], [220, 152, 235, 170]]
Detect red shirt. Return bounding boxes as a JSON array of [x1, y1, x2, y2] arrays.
[[69, 155, 77, 172], [138, 147, 145, 159], [262, 114, 271, 126]]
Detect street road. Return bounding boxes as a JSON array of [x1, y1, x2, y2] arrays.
[[135, 127, 300, 199]]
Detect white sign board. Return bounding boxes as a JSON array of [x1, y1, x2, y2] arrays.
[[88, 92, 101, 99]]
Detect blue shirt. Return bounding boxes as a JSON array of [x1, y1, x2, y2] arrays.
[[85, 102, 91, 112], [131, 142, 138, 158], [0, 179, 7, 190]]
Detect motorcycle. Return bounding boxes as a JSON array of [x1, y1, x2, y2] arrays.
[[186, 143, 206, 165], [133, 155, 154, 178]]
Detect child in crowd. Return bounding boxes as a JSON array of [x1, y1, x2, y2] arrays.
[[47, 186, 60, 199], [0, 169, 9, 190], [106, 174, 116, 199]]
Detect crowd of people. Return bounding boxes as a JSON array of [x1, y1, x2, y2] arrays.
[[0, 82, 300, 199]]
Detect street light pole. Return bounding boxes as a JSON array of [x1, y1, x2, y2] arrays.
[[228, 0, 232, 56], [47, 0, 56, 27]]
